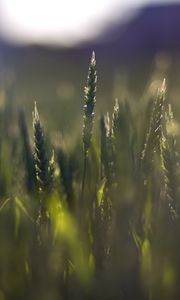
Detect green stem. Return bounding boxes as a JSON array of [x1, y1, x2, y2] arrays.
[[81, 152, 88, 207]]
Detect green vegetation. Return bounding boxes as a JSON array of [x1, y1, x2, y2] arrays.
[[0, 53, 179, 300]]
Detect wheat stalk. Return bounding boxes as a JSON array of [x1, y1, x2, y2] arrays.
[[33, 102, 54, 227], [33, 102, 49, 193], [81, 52, 97, 204], [141, 79, 166, 174], [160, 104, 180, 219]]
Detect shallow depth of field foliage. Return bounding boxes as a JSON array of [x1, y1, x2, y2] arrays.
[[0, 52, 180, 300]]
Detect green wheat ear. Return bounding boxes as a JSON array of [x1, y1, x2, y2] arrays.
[[33, 102, 54, 228], [161, 104, 180, 219], [112, 98, 128, 141], [81, 52, 97, 204], [104, 112, 115, 185], [33, 102, 50, 194], [141, 79, 166, 173], [161, 136, 178, 219], [100, 112, 115, 184], [82, 51, 97, 157]]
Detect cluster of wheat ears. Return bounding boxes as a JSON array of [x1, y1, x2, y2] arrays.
[[0, 52, 180, 300]]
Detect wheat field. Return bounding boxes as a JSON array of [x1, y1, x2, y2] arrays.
[[0, 52, 179, 300]]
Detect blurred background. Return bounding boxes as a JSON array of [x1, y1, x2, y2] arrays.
[[0, 0, 180, 135]]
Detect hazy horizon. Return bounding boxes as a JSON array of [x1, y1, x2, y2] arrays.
[[0, 0, 179, 47]]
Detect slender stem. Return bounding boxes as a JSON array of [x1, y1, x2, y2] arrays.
[[81, 152, 88, 207], [79, 152, 89, 238]]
